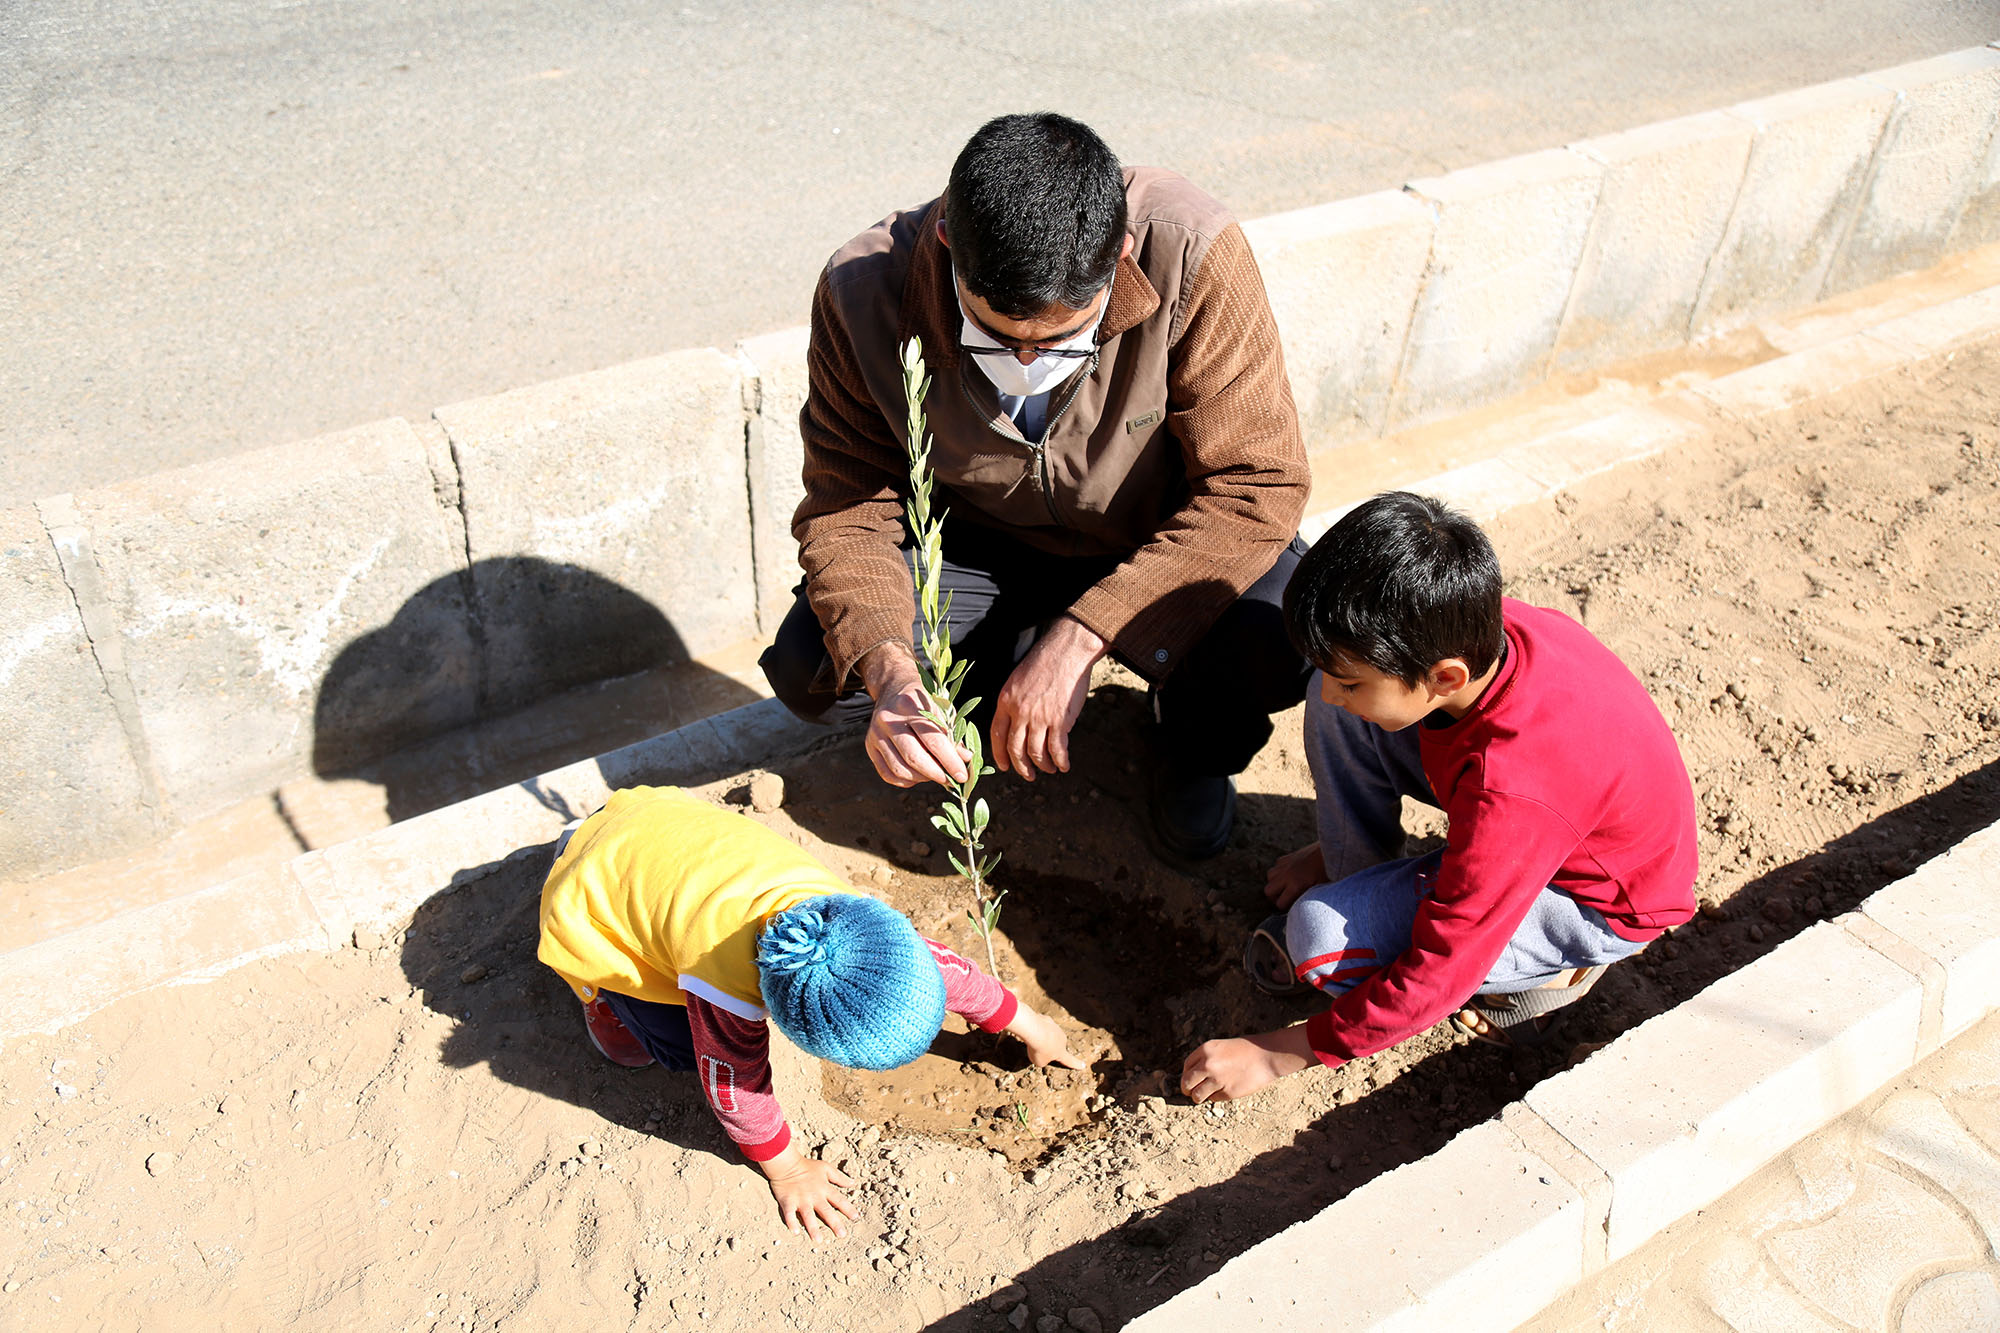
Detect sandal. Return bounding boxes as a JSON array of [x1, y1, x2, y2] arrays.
[[1244, 914, 1310, 997], [1451, 965, 1608, 1048]]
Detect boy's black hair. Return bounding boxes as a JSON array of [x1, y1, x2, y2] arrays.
[[944, 113, 1127, 319], [1283, 491, 1505, 685]]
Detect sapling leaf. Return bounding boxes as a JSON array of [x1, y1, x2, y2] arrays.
[[972, 798, 990, 833], [949, 852, 972, 879]]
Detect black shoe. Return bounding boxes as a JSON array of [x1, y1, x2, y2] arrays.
[[1149, 769, 1237, 861]]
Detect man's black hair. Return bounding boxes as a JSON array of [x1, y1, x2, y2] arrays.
[[1283, 491, 1505, 685], [945, 113, 1127, 319]]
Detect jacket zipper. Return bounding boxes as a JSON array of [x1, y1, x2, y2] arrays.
[[956, 351, 1100, 530]]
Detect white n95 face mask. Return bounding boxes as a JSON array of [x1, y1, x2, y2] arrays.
[[958, 292, 1105, 397]]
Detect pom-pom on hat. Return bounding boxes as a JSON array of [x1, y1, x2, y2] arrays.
[[757, 894, 946, 1070]]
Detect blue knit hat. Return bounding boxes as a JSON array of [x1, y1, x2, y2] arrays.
[[756, 894, 946, 1070]]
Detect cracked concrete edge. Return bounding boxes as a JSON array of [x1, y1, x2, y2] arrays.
[[1133, 819, 2000, 1333]]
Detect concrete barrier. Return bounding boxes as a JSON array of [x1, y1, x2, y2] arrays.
[[0, 505, 157, 876], [66, 419, 474, 822], [437, 348, 757, 714], [1690, 79, 1897, 335], [1830, 47, 2000, 292], [1243, 190, 1434, 446], [1391, 148, 1604, 428], [11, 46, 2000, 880], [1555, 111, 1754, 368]]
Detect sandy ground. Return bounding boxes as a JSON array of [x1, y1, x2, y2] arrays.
[[2, 344, 1997, 1331]]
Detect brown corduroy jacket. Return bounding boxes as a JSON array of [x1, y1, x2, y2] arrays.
[[794, 167, 1309, 690]]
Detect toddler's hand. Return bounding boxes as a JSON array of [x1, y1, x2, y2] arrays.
[[759, 1147, 859, 1241], [1263, 842, 1327, 910], [1008, 1005, 1090, 1072]]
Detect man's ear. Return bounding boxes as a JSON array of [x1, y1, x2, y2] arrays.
[[1119, 233, 1133, 261], [936, 218, 950, 249], [1426, 659, 1471, 699]]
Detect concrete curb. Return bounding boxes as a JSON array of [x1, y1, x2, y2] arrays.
[[12, 45, 2000, 878], [0, 698, 827, 1036], [1126, 820, 2000, 1333], [5, 279, 1998, 1043]]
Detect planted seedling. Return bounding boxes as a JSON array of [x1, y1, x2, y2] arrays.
[[899, 336, 1006, 976]]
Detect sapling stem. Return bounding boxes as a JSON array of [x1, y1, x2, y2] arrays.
[[899, 336, 1006, 978]]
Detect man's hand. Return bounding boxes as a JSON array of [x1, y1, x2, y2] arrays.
[[1180, 1025, 1315, 1103], [1005, 1004, 1090, 1072], [1263, 842, 1327, 910], [758, 1143, 859, 1241], [991, 616, 1107, 782], [860, 643, 970, 789]]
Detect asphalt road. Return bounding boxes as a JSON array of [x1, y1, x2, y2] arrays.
[[4, 1, 1994, 506]]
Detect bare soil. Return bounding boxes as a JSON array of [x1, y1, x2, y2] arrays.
[[2, 344, 1996, 1331]]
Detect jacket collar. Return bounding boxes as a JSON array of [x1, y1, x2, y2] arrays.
[[899, 195, 1161, 372]]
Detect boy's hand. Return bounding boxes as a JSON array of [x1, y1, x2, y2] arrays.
[[1006, 1005, 1090, 1072], [758, 1144, 859, 1241], [1180, 1026, 1315, 1103], [1263, 842, 1327, 910]]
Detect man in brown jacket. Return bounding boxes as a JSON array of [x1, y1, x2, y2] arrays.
[[760, 113, 1311, 859]]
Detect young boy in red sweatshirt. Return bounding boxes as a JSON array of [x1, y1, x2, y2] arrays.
[[1181, 491, 1697, 1102]]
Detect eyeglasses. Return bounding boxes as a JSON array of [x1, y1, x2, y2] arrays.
[[959, 342, 1095, 361], [956, 285, 1109, 359]]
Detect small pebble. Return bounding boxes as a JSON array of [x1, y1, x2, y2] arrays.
[[351, 927, 384, 951], [145, 1151, 175, 1177], [2, 1280, 16, 1293], [908, 839, 932, 860], [1068, 1308, 1104, 1333], [1038, 1317, 1066, 1333], [459, 964, 489, 984], [579, 1139, 602, 1159], [1725, 682, 1747, 701], [748, 773, 785, 814], [988, 1283, 1027, 1312], [1008, 1306, 1031, 1331], [1325, 1154, 1344, 1171]]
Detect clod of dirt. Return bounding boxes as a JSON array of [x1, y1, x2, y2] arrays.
[[749, 773, 785, 814], [144, 1152, 174, 1177], [352, 927, 383, 951], [1038, 1316, 1065, 1333], [989, 1284, 1027, 1312], [459, 964, 488, 983], [1008, 1306, 1031, 1330], [1067, 1308, 1105, 1333]]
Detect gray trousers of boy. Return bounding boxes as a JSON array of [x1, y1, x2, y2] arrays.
[[1289, 675, 1643, 997]]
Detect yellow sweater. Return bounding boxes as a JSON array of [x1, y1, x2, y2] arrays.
[[537, 786, 849, 1019]]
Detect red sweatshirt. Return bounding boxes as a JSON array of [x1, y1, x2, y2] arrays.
[[1306, 600, 1698, 1066], [688, 939, 1018, 1160]]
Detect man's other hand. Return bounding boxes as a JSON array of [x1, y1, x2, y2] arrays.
[[991, 617, 1107, 782], [860, 643, 970, 789]]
